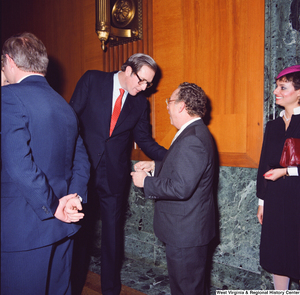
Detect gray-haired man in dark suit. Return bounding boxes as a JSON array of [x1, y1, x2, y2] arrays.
[[1, 32, 90, 295]]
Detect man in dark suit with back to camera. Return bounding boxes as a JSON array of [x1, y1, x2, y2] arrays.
[[131, 82, 216, 295], [1, 32, 90, 295], [70, 53, 167, 295]]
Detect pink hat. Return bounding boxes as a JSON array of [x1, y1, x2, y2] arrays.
[[276, 65, 300, 80]]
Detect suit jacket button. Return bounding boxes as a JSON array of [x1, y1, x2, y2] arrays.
[[42, 206, 49, 214]]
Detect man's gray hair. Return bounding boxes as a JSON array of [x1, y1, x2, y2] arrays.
[[2, 32, 49, 75], [121, 53, 157, 73]]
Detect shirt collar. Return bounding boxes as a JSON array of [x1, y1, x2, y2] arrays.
[[179, 117, 201, 132], [113, 72, 127, 95], [17, 73, 44, 83], [171, 117, 201, 146], [279, 106, 300, 117]]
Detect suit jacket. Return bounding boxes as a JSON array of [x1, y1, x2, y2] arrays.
[[1, 75, 90, 252], [144, 120, 216, 248], [70, 70, 167, 194]]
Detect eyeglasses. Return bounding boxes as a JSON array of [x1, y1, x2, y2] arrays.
[[135, 72, 153, 88], [165, 98, 177, 105]]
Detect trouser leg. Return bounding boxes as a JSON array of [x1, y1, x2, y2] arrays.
[[165, 244, 209, 295], [95, 160, 126, 295], [1, 246, 51, 295], [1, 238, 73, 295], [47, 237, 73, 295], [99, 193, 124, 295]]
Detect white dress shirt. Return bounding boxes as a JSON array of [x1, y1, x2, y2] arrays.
[[112, 72, 128, 113], [171, 117, 201, 146], [17, 73, 44, 83]]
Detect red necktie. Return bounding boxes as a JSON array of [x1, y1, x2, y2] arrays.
[[110, 88, 125, 136]]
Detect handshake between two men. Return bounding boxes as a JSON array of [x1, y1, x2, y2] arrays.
[[131, 161, 155, 188]]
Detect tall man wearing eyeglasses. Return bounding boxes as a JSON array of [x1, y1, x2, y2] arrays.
[[70, 53, 167, 295]]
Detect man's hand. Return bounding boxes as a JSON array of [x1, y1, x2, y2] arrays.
[[54, 193, 84, 223], [64, 196, 84, 222], [134, 161, 154, 172], [131, 171, 147, 188]]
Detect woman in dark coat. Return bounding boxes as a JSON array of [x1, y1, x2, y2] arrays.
[[257, 65, 300, 290]]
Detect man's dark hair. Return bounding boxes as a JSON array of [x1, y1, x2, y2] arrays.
[[177, 82, 207, 117]]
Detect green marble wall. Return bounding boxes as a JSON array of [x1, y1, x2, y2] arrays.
[[125, 166, 266, 289]]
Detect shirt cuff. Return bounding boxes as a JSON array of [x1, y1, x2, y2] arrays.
[[287, 167, 299, 176], [258, 198, 264, 206]]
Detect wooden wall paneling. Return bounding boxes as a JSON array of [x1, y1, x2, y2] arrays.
[[200, 0, 264, 168], [1, 0, 85, 102], [137, 40, 142, 53], [152, 0, 264, 168], [46, 0, 84, 102], [144, 0, 156, 141], [152, 0, 185, 149], [245, 0, 265, 167], [143, 0, 150, 55], [132, 41, 138, 53], [109, 47, 114, 71], [127, 42, 134, 57], [184, 0, 249, 158], [82, 0, 105, 74], [103, 48, 110, 72], [113, 46, 118, 70], [117, 45, 122, 65]]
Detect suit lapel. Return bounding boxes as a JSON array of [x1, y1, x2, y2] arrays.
[[101, 75, 114, 138]]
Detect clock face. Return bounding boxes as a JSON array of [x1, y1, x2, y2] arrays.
[[111, 0, 136, 28], [108, 0, 142, 47]]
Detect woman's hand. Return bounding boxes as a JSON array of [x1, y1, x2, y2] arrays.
[[257, 205, 264, 225], [263, 168, 287, 181]]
